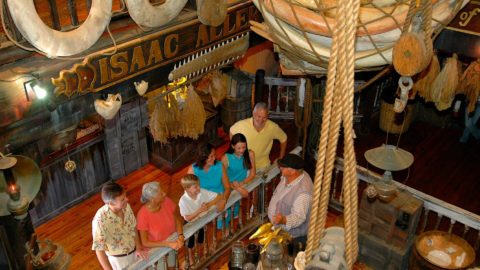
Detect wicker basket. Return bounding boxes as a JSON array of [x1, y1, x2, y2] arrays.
[[379, 100, 415, 134]]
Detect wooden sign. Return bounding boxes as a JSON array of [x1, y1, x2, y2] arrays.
[[447, 1, 480, 36], [52, 2, 261, 97]]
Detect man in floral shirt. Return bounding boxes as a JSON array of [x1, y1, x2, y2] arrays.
[[92, 182, 147, 270]]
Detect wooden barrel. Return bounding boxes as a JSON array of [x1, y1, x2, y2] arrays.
[[410, 231, 475, 270], [221, 96, 252, 133], [34, 241, 71, 270], [379, 100, 415, 134]]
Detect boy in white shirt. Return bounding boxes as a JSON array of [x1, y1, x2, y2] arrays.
[[178, 174, 221, 264]]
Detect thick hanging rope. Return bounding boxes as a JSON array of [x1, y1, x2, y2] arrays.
[[305, 0, 360, 268]]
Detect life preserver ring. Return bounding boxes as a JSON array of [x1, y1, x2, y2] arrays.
[[125, 0, 188, 28], [291, 0, 401, 10], [261, 0, 434, 37], [6, 0, 112, 57], [253, 0, 467, 68]]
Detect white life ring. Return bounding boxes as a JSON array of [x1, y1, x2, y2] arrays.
[[6, 0, 112, 57], [125, 0, 188, 28], [253, 0, 467, 68], [290, 0, 401, 10]]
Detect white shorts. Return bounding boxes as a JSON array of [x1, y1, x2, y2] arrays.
[[107, 252, 137, 270]]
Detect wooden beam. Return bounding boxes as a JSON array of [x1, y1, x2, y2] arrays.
[[355, 65, 392, 93]]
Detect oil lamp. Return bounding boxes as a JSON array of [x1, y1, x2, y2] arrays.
[[364, 144, 414, 202], [6, 183, 29, 219], [7, 183, 20, 200], [0, 152, 42, 220]]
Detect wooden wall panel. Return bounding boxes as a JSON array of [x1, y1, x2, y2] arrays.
[[104, 97, 149, 179], [30, 140, 109, 226]]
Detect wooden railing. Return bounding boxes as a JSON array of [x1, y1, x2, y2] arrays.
[[128, 147, 302, 270], [265, 77, 298, 120], [333, 157, 480, 254], [129, 149, 480, 269]]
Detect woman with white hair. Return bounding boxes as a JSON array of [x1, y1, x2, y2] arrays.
[[136, 182, 185, 269]]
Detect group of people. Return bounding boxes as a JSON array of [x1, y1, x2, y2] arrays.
[[92, 102, 314, 270]]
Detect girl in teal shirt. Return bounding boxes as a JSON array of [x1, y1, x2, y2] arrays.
[[221, 133, 256, 217]]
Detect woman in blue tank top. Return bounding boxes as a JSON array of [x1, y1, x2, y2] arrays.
[[221, 133, 256, 217], [188, 143, 230, 227]]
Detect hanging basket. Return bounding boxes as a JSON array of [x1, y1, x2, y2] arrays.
[[379, 100, 415, 134]]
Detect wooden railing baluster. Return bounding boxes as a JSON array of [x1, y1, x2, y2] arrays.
[[285, 87, 289, 112], [175, 250, 179, 270], [462, 225, 470, 239], [420, 208, 430, 233], [434, 214, 443, 230], [267, 84, 272, 111], [161, 255, 167, 270], [185, 237, 190, 270], [239, 199, 243, 229], [193, 230, 199, 265], [203, 224, 208, 259], [211, 219, 217, 251], [276, 87, 280, 113], [448, 218, 456, 234], [229, 204, 235, 236], [221, 214, 226, 240]]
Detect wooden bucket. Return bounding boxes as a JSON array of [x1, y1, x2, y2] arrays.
[[33, 241, 71, 270], [410, 231, 475, 270], [379, 100, 415, 134]]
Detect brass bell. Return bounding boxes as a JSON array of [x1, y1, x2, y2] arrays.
[[64, 160, 76, 173]]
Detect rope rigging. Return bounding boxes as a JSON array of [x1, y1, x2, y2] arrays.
[[304, 0, 361, 268]]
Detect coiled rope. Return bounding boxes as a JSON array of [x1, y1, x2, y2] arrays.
[[304, 0, 360, 268]]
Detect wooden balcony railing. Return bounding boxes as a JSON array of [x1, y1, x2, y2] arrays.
[[127, 148, 480, 269], [128, 147, 302, 270]]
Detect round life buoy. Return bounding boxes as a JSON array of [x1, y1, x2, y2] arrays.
[[125, 0, 188, 28], [253, 0, 467, 68], [6, 0, 112, 57]]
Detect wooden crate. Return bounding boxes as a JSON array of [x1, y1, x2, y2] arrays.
[[358, 189, 423, 251], [358, 232, 413, 270]]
